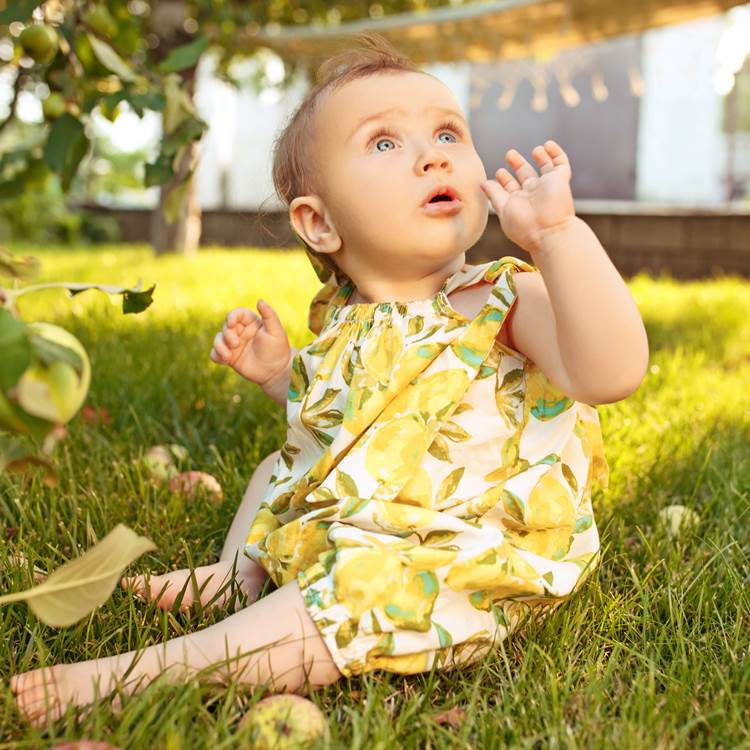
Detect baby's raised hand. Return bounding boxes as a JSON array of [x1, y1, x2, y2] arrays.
[[480, 140, 575, 254], [210, 300, 291, 386]]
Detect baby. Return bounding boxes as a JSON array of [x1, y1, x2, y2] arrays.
[[11, 31, 649, 726]]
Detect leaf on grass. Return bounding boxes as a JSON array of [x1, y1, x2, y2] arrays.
[[429, 705, 468, 727], [0, 524, 156, 627]]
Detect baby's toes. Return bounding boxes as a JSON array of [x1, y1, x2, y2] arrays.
[[121, 574, 147, 600], [11, 666, 63, 726]]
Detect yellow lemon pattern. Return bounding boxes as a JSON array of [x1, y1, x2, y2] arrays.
[[244, 258, 609, 678]]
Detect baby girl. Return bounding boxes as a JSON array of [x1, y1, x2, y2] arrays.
[[11, 31, 648, 725]]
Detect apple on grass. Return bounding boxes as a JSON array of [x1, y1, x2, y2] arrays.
[[239, 694, 330, 750]]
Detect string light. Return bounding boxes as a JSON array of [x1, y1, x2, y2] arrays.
[[555, 67, 581, 107], [591, 69, 609, 102], [627, 64, 645, 97]]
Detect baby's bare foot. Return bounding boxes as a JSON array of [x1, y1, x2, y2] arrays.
[[121, 559, 268, 612], [9, 661, 118, 728]]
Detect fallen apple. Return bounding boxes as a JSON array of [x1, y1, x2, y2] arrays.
[[168, 470, 223, 501], [14, 323, 91, 424], [657, 504, 700, 538], [51, 742, 122, 750], [239, 694, 330, 750], [142, 443, 188, 481]]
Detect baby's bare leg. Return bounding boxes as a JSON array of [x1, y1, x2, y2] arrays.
[[220, 449, 280, 564], [123, 450, 281, 610], [11, 578, 342, 727]]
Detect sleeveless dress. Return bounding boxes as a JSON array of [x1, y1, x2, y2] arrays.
[[244, 256, 610, 678]]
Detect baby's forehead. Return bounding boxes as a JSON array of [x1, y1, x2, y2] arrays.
[[320, 71, 458, 123]]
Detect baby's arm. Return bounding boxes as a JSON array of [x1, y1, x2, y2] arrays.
[[210, 300, 295, 406], [510, 220, 648, 405], [482, 141, 648, 405]]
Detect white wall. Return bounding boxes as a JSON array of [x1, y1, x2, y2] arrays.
[[636, 15, 728, 204]]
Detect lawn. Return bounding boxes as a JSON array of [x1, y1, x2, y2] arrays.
[[1, 243, 748, 748]]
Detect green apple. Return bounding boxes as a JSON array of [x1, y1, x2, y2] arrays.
[[42, 92, 67, 120], [14, 323, 91, 425], [239, 695, 330, 750], [142, 444, 189, 481], [19, 24, 59, 65]]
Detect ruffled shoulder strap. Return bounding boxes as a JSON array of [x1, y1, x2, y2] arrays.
[[443, 255, 538, 296]]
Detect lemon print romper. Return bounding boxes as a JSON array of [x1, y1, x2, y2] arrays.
[[244, 254, 610, 678]]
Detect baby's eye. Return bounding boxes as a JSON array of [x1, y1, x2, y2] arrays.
[[370, 122, 462, 152]]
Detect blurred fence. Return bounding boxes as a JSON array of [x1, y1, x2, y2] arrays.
[[79, 200, 750, 279]]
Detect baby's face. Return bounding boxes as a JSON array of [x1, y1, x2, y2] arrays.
[[309, 71, 489, 279]]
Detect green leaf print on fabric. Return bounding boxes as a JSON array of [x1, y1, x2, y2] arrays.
[[434, 621, 453, 648], [288, 354, 309, 402], [439, 421, 471, 442], [335, 468, 359, 499], [562, 463, 579, 496], [435, 467, 465, 504], [502, 489, 525, 522], [427, 434, 452, 463], [407, 315, 424, 337]]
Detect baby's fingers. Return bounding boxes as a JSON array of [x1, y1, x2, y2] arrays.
[[226, 307, 254, 328], [211, 331, 232, 362]]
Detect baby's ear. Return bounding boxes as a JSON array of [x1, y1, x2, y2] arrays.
[[290, 196, 341, 254]]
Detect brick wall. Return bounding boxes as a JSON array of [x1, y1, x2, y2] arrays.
[[81, 201, 750, 279]]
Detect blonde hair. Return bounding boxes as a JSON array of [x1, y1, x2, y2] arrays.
[[267, 31, 423, 284]]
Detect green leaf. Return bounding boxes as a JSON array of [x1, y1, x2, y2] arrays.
[[163, 73, 200, 134], [162, 116, 206, 156], [87, 32, 138, 82], [0, 0, 38, 23], [0, 309, 31, 391], [122, 284, 155, 314], [42, 113, 89, 191], [158, 36, 209, 73], [28, 333, 84, 377], [144, 153, 174, 187], [127, 91, 166, 116], [0, 524, 156, 627]]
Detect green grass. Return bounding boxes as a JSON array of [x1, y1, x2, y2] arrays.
[[1, 242, 749, 748]]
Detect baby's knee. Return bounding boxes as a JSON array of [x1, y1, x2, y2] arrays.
[[256, 449, 280, 475]]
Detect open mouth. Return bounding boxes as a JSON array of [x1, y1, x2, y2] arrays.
[[422, 186, 462, 215]]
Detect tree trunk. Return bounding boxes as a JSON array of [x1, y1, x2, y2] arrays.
[[150, 137, 202, 256], [149, 0, 202, 255]]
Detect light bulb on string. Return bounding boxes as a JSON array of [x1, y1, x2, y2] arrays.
[[628, 65, 644, 97], [555, 68, 580, 107], [497, 77, 518, 110], [591, 70, 608, 102], [530, 69, 548, 112]]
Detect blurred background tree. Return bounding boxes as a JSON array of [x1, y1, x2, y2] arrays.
[[0, 0, 458, 255]]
